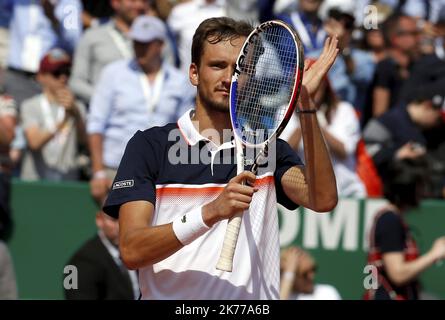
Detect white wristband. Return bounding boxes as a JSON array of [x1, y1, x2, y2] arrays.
[[282, 271, 295, 281], [93, 170, 107, 179], [172, 207, 210, 245]]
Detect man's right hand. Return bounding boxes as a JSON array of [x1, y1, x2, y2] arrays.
[[90, 175, 112, 205], [202, 171, 257, 227]]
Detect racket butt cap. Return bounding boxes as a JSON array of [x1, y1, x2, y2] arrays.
[[216, 260, 233, 272]]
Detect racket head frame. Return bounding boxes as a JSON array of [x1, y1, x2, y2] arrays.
[[229, 19, 305, 150]]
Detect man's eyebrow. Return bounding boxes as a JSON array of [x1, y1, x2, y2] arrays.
[[207, 59, 228, 64]]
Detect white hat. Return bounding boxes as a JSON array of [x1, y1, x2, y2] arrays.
[[128, 15, 167, 43]]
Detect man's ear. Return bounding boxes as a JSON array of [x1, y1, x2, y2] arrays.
[[95, 211, 104, 230], [189, 63, 199, 87]]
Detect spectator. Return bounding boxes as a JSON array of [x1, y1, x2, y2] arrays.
[[277, 0, 326, 56], [281, 69, 366, 198], [434, 9, 445, 60], [280, 246, 341, 300], [363, 78, 444, 184], [0, 240, 17, 299], [20, 49, 87, 181], [87, 15, 194, 205], [0, 0, 11, 76], [167, 0, 226, 74], [364, 159, 445, 300], [64, 211, 139, 300], [312, 0, 375, 115], [357, 2, 393, 64], [81, 0, 115, 29], [69, 0, 148, 104], [225, 0, 260, 25], [366, 14, 420, 122], [0, 93, 16, 241], [4, 0, 82, 106]]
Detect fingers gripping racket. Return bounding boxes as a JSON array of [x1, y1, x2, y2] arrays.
[[216, 20, 304, 272]]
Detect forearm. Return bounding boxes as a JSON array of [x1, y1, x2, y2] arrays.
[[387, 252, 437, 286], [279, 273, 294, 300], [372, 87, 390, 117], [120, 224, 183, 269], [287, 128, 302, 151], [88, 134, 105, 173], [0, 125, 13, 146], [72, 110, 87, 145], [321, 129, 347, 160], [299, 113, 337, 212], [25, 123, 65, 151]]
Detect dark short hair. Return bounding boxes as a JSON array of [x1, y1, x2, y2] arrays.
[[382, 13, 415, 47], [383, 158, 429, 208], [191, 17, 253, 67]]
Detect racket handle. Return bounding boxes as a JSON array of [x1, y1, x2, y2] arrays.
[[216, 212, 243, 272]]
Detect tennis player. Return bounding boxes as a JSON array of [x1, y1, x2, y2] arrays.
[[103, 17, 338, 300]]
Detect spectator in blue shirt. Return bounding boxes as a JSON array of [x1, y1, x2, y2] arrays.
[[4, 0, 83, 106], [87, 15, 195, 205], [278, 0, 326, 55]]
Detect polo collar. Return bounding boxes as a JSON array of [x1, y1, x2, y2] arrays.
[[177, 109, 235, 149]]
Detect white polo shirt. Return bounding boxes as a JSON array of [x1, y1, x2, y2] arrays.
[[104, 109, 303, 299]]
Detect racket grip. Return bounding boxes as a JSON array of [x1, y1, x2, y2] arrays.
[[216, 212, 243, 272]]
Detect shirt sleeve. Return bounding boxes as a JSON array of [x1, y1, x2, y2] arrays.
[[69, 30, 94, 103], [21, 98, 41, 129], [87, 64, 115, 134], [103, 130, 159, 218], [374, 60, 394, 89], [375, 211, 405, 253], [274, 138, 304, 210]]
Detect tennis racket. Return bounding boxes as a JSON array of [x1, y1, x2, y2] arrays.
[[216, 20, 304, 272]]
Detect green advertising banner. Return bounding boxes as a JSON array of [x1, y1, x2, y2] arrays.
[[8, 180, 445, 299]]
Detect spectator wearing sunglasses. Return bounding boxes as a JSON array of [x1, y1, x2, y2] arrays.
[[280, 246, 341, 300], [20, 48, 87, 181]]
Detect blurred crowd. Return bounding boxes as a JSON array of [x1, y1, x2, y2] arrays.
[[1, 0, 445, 300]]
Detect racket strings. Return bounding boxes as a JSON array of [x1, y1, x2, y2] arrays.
[[235, 25, 299, 145]]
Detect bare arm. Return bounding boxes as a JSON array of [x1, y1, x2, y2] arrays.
[[119, 172, 257, 269], [382, 237, 445, 286], [281, 37, 339, 212], [321, 128, 347, 160], [88, 133, 111, 204], [287, 127, 302, 151], [25, 120, 68, 151], [119, 200, 183, 269], [56, 88, 87, 145], [88, 133, 105, 174], [0, 115, 15, 146], [279, 247, 301, 300], [372, 87, 390, 117]]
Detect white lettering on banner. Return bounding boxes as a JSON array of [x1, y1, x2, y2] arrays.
[[303, 199, 359, 251], [278, 199, 389, 251], [279, 207, 300, 247], [362, 199, 388, 250]]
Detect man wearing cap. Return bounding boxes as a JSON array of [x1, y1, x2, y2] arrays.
[[20, 48, 87, 181], [87, 15, 194, 206], [69, 0, 149, 105]]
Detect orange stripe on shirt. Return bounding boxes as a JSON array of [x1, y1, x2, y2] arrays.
[[156, 175, 275, 197]]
